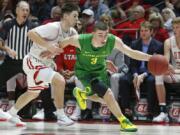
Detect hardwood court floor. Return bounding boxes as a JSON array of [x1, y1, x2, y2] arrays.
[[0, 121, 180, 135]]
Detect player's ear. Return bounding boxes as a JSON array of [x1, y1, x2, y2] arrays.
[[16, 6, 19, 15]]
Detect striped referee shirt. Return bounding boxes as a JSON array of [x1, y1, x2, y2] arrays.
[[0, 19, 35, 60]]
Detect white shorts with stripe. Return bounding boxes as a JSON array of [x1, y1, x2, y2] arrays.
[[23, 55, 56, 92]]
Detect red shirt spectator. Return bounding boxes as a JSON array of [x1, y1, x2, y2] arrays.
[[115, 5, 145, 40], [153, 28, 169, 43], [115, 17, 145, 39], [55, 45, 76, 72]]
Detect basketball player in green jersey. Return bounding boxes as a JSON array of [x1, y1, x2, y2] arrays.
[[41, 21, 151, 132]]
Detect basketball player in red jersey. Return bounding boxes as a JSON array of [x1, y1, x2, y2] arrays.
[[154, 17, 180, 122]]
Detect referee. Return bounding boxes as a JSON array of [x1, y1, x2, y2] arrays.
[[0, 1, 35, 116]]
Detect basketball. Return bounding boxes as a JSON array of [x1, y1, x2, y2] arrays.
[[148, 54, 169, 75]]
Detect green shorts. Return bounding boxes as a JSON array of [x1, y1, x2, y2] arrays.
[[78, 73, 110, 96]]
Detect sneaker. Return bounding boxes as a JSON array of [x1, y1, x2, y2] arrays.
[[32, 109, 44, 120], [70, 104, 81, 121], [73, 87, 87, 110], [0, 109, 26, 127], [57, 113, 74, 126], [152, 112, 169, 122], [8, 113, 26, 127], [0, 109, 11, 121], [120, 116, 137, 132]]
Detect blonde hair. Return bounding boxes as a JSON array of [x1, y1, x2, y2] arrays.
[[99, 14, 113, 27], [162, 8, 176, 19], [149, 12, 164, 27], [172, 17, 180, 25]]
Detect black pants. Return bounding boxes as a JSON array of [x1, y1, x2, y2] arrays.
[[40, 87, 56, 115], [119, 72, 158, 114], [0, 56, 23, 97]]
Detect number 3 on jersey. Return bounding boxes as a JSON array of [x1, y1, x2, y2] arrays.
[[91, 57, 97, 64]]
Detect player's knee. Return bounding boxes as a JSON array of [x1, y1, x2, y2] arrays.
[[104, 89, 114, 98], [27, 90, 40, 99], [52, 73, 65, 86], [155, 75, 164, 85], [90, 78, 108, 98]]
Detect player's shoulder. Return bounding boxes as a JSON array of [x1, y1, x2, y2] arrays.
[[46, 21, 60, 28], [79, 33, 92, 38], [165, 36, 172, 45]]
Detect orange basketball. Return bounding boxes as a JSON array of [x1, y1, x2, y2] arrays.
[[148, 54, 169, 75]]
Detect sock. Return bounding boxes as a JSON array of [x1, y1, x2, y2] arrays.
[[9, 106, 18, 115], [117, 115, 126, 123], [159, 105, 167, 113], [159, 103, 166, 106], [57, 108, 65, 116]]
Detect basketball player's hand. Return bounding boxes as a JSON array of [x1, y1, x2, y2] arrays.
[[106, 60, 118, 73], [47, 44, 63, 54], [164, 64, 175, 75], [40, 50, 54, 58], [41, 44, 63, 58]]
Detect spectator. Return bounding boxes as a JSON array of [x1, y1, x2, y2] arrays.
[[119, 21, 163, 120], [149, 12, 169, 43], [165, 0, 180, 16], [107, 49, 128, 101], [115, 5, 145, 45], [89, 0, 110, 21], [31, 0, 51, 23], [153, 17, 180, 122], [81, 8, 95, 33], [0, 0, 13, 20], [161, 7, 176, 37], [75, 18, 84, 34], [99, 14, 118, 36], [42, 5, 61, 24]]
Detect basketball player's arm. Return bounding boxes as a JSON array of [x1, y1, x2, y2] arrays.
[[59, 35, 81, 49], [164, 39, 180, 74], [114, 37, 151, 61], [28, 30, 62, 54]]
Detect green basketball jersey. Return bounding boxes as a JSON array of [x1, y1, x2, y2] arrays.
[[75, 34, 116, 86]]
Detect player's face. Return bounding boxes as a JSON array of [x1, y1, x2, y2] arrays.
[[16, 3, 30, 22], [66, 11, 79, 27], [173, 23, 180, 37], [93, 29, 109, 45], [140, 27, 152, 40]]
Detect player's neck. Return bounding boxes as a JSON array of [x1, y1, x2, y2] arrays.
[[92, 37, 104, 47], [60, 21, 70, 33]]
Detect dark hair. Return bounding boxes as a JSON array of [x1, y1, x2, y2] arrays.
[[93, 21, 109, 31], [61, 3, 80, 17], [140, 21, 153, 31]]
